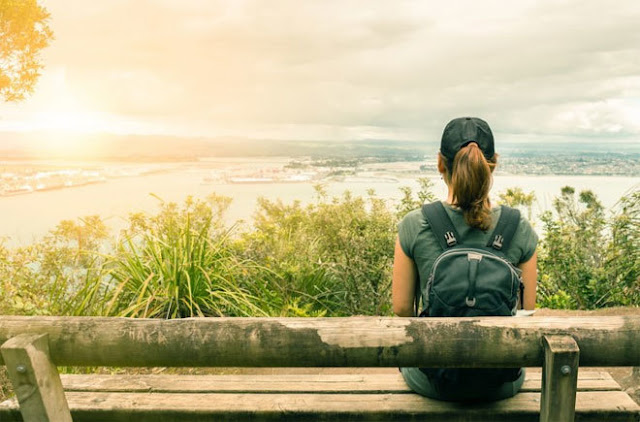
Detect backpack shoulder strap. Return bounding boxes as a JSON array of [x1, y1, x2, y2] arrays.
[[486, 205, 521, 252], [421, 202, 461, 251]]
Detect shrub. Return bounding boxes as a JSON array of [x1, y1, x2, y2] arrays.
[[90, 195, 266, 318], [497, 187, 536, 220], [538, 187, 640, 309], [0, 217, 107, 316], [240, 186, 397, 316], [1, 182, 637, 318], [396, 178, 437, 218]]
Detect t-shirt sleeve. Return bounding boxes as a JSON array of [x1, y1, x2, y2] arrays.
[[515, 215, 538, 264], [397, 209, 423, 260]]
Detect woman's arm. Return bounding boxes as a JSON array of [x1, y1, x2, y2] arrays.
[[392, 236, 418, 317], [518, 250, 538, 310]]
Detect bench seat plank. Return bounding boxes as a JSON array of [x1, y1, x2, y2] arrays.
[[1, 391, 638, 422], [57, 371, 621, 394]]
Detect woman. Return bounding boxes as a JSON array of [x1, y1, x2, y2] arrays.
[[392, 117, 538, 401]]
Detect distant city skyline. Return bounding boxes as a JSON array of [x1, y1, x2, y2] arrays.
[[0, 0, 639, 147]]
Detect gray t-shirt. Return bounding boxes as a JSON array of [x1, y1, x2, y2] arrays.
[[398, 201, 538, 307]]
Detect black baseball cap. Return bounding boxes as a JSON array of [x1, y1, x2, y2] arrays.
[[440, 117, 495, 167]]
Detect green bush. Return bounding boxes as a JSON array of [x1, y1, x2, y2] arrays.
[[538, 187, 640, 309], [497, 187, 536, 220], [93, 195, 266, 318], [0, 217, 107, 316], [240, 185, 397, 316], [1, 181, 638, 317], [396, 178, 437, 219]]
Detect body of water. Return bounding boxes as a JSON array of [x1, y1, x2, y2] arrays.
[[1, 161, 638, 246]]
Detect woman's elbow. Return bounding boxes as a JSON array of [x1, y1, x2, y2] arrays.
[[393, 302, 414, 317]]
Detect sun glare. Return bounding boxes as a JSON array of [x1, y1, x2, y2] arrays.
[[4, 69, 145, 151], [38, 110, 109, 132]]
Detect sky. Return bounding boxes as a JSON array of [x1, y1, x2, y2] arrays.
[[1, 0, 640, 144]]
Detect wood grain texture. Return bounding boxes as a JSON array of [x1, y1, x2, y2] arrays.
[[0, 334, 72, 422], [540, 336, 580, 422], [0, 316, 639, 367], [57, 371, 621, 394], [1, 391, 638, 422]]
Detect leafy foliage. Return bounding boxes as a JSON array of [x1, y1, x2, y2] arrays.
[[538, 187, 640, 309], [0, 182, 638, 318], [610, 192, 640, 303], [396, 178, 437, 218], [0, 218, 106, 316], [94, 195, 266, 318], [497, 187, 536, 220], [0, 0, 53, 101], [240, 186, 397, 316]]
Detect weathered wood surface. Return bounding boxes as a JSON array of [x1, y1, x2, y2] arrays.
[[1, 391, 638, 422], [0, 334, 72, 422], [0, 316, 639, 367], [58, 371, 621, 394], [540, 336, 580, 422]]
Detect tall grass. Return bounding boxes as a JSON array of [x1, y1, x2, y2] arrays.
[[103, 220, 265, 318], [88, 195, 267, 318]]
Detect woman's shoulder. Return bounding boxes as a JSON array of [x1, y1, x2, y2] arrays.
[[398, 207, 428, 234], [515, 211, 538, 245], [399, 207, 424, 223], [498, 205, 536, 234], [490, 204, 534, 226], [399, 203, 447, 228], [499, 206, 538, 263], [397, 206, 433, 260]]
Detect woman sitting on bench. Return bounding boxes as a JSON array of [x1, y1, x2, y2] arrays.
[[392, 117, 538, 401]]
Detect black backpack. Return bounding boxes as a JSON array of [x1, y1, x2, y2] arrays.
[[417, 202, 524, 397]]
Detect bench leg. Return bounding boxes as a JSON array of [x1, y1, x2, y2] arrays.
[[1, 333, 72, 422], [540, 335, 579, 422]]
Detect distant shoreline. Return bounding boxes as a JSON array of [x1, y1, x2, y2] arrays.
[[0, 166, 638, 248]]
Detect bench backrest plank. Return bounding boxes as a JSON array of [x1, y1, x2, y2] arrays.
[[0, 316, 639, 367], [1, 316, 639, 422]]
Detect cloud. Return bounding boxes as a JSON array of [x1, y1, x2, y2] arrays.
[[1, 0, 639, 141]]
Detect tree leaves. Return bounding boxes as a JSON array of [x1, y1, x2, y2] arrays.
[[538, 187, 639, 309], [0, 0, 53, 101]]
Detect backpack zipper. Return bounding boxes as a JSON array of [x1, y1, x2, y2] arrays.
[[431, 248, 521, 279], [423, 248, 522, 313]]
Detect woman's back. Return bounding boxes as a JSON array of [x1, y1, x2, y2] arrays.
[[397, 202, 537, 312], [392, 117, 539, 401]]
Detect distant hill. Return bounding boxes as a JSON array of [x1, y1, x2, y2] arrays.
[[0, 132, 637, 167], [0, 132, 432, 161]]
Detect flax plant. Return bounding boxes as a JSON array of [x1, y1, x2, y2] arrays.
[[100, 196, 266, 318]]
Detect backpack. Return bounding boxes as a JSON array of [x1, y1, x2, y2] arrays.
[[416, 202, 524, 396]]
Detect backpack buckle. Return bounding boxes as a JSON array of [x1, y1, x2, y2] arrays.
[[467, 252, 483, 261], [444, 232, 457, 247], [492, 235, 504, 250]]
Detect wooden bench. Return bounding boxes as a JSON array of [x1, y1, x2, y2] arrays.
[[0, 316, 639, 421]]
